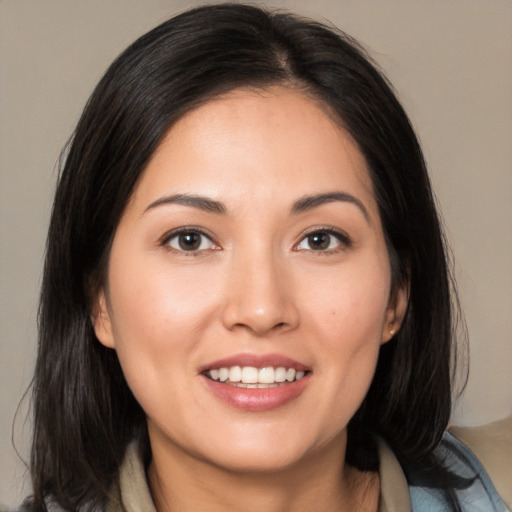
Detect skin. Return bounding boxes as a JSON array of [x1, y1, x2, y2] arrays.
[[94, 87, 407, 512]]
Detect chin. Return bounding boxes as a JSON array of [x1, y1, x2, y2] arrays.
[[193, 427, 341, 475], [203, 446, 311, 474]]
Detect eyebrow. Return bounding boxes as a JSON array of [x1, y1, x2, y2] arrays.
[[144, 190, 369, 221], [144, 193, 227, 215], [291, 192, 370, 222]]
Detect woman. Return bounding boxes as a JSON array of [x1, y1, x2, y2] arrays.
[[25, 3, 509, 511]]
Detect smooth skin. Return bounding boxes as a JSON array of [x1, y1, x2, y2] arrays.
[[93, 87, 408, 512]]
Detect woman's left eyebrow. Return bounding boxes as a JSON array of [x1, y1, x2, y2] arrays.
[[143, 193, 227, 215], [291, 192, 370, 223], [143, 191, 369, 221]]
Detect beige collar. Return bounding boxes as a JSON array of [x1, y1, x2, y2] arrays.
[[112, 440, 412, 512], [109, 443, 155, 512], [377, 438, 412, 512]]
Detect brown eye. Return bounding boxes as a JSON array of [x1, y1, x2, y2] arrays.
[[165, 230, 217, 252], [178, 232, 201, 251], [295, 229, 350, 252], [307, 232, 330, 250]]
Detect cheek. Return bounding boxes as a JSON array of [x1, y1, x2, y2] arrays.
[[104, 254, 222, 394], [297, 260, 390, 415], [108, 253, 220, 340], [301, 259, 391, 342]]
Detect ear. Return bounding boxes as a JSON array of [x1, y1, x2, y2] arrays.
[[91, 290, 116, 349], [381, 282, 409, 344]]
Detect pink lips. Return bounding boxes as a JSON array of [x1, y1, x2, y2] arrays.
[[200, 353, 311, 412]]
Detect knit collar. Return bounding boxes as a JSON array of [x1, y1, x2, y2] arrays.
[[111, 439, 412, 512]]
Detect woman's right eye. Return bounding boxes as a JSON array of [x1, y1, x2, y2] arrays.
[[164, 230, 218, 253]]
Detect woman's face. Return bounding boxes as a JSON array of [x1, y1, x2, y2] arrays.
[[94, 87, 406, 473]]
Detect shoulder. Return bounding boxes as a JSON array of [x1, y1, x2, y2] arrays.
[[402, 417, 511, 511], [450, 415, 512, 509], [11, 443, 151, 512], [8, 499, 70, 512]]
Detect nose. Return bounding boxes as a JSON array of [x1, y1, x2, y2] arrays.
[[221, 249, 300, 336]]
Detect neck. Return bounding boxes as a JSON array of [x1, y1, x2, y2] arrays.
[[147, 430, 379, 512]]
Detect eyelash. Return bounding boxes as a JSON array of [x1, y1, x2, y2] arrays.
[[294, 227, 352, 254], [161, 227, 219, 256], [160, 226, 352, 255]]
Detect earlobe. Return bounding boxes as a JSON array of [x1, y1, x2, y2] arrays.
[[381, 283, 409, 344], [91, 290, 116, 349]]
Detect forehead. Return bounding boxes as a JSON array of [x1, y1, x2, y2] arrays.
[[129, 87, 377, 218]]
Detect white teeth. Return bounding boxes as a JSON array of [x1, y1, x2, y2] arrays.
[[259, 367, 275, 383], [241, 366, 259, 384], [275, 367, 287, 382], [286, 368, 296, 382], [207, 365, 307, 385], [229, 366, 242, 382]]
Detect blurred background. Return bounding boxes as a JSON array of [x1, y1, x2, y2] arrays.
[[1, 0, 511, 507]]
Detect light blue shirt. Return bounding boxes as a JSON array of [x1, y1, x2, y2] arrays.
[[407, 432, 509, 511]]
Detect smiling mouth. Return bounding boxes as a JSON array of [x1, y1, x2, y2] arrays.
[[203, 366, 309, 388]]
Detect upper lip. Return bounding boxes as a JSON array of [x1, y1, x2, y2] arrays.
[[199, 353, 310, 373]]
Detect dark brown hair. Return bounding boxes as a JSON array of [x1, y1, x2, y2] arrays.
[[30, 4, 464, 510]]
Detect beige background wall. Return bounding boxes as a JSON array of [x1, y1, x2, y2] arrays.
[[1, 0, 511, 506]]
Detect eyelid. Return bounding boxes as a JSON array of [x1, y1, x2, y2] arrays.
[[294, 226, 352, 252], [160, 226, 220, 252]]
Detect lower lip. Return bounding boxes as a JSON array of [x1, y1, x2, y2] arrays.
[[201, 375, 310, 412]]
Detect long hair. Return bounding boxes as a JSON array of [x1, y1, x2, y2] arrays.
[[30, 4, 463, 510]]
